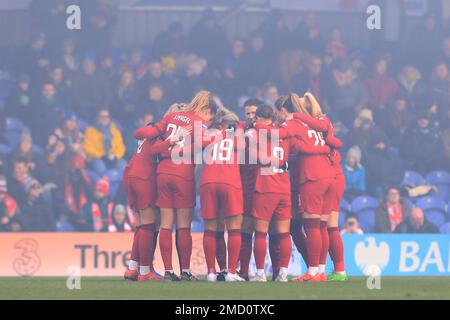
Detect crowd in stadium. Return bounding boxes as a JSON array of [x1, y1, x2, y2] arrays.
[[0, 1, 449, 234]]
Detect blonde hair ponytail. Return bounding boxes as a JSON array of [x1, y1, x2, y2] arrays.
[[186, 90, 213, 114], [303, 92, 323, 117]]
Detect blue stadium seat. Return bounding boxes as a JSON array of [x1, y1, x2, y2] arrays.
[[415, 196, 447, 212], [85, 169, 100, 183], [3, 131, 21, 147], [401, 171, 426, 187], [357, 209, 376, 233], [32, 144, 44, 156], [426, 171, 450, 185], [77, 118, 89, 132], [351, 195, 379, 213], [425, 211, 447, 228], [340, 198, 351, 213], [5, 117, 26, 132], [0, 144, 12, 155], [430, 185, 450, 202], [440, 222, 450, 234]]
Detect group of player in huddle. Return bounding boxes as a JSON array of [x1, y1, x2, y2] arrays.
[[122, 90, 347, 283]]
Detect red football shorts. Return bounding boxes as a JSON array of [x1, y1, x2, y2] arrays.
[[156, 173, 196, 209], [123, 175, 156, 211], [299, 178, 333, 215], [200, 183, 243, 219], [323, 174, 346, 214], [252, 192, 291, 221]]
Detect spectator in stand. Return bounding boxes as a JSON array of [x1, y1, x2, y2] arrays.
[[222, 39, 246, 103], [364, 131, 405, 197], [326, 26, 347, 60], [121, 48, 148, 81], [108, 203, 133, 233], [7, 159, 33, 204], [380, 96, 414, 148], [375, 188, 411, 233], [137, 83, 167, 122], [262, 84, 279, 106], [31, 82, 66, 145], [10, 132, 44, 181], [137, 60, 169, 97], [294, 11, 325, 55], [72, 56, 112, 120], [345, 108, 385, 154], [327, 60, 368, 126], [291, 55, 325, 101], [20, 179, 56, 232], [401, 111, 441, 174], [394, 207, 438, 234], [364, 55, 398, 119], [79, 177, 113, 232], [239, 33, 272, 90], [0, 176, 21, 232], [111, 70, 139, 128], [4, 74, 34, 126], [84, 109, 126, 175], [429, 62, 450, 111], [18, 33, 50, 87], [48, 64, 72, 103], [397, 65, 428, 110], [342, 146, 366, 198], [59, 38, 78, 74], [341, 213, 364, 235], [52, 112, 85, 158], [64, 156, 93, 218]]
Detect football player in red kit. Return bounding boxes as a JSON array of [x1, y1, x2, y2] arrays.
[[252, 103, 332, 282], [133, 91, 217, 281], [273, 95, 309, 273], [123, 119, 176, 282], [293, 93, 347, 281], [201, 109, 246, 282], [237, 99, 263, 280]]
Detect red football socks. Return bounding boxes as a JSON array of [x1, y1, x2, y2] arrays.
[[254, 231, 267, 270], [216, 231, 227, 271], [203, 230, 217, 274], [278, 232, 292, 268], [303, 218, 321, 268], [319, 221, 329, 265], [239, 232, 253, 275], [227, 229, 241, 274], [130, 226, 140, 263], [269, 233, 280, 275], [159, 227, 173, 271], [138, 224, 154, 268], [328, 227, 345, 272], [177, 227, 192, 270]]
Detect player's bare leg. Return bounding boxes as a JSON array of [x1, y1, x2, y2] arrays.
[[327, 211, 347, 281], [125, 210, 141, 281], [252, 218, 269, 282], [159, 208, 180, 281], [203, 219, 219, 281], [224, 215, 245, 282], [238, 216, 253, 280], [272, 220, 291, 282], [292, 212, 322, 282], [176, 208, 197, 281], [137, 206, 162, 281]]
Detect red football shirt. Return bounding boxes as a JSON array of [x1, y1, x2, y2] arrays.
[[200, 130, 244, 188], [134, 111, 207, 180], [125, 137, 171, 179]]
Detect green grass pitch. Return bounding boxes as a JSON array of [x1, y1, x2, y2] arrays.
[[1, 277, 450, 300]]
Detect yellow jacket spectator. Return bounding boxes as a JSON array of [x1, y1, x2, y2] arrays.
[[84, 109, 127, 175]]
